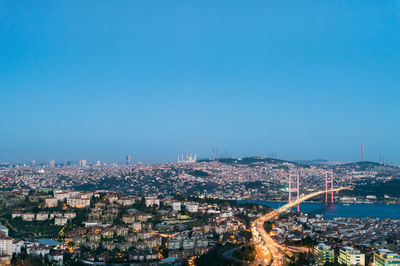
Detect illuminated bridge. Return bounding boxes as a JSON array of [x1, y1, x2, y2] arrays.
[[251, 186, 351, 266]]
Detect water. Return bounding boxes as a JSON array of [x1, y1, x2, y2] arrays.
[[238, 200, 400, 220]]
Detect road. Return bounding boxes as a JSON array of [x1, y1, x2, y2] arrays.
[[250, 187, 351, 266], [223, 245, 251, 265]]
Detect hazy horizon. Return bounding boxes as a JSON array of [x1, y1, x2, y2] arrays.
[[0, 154, 387, 166], [1, 1, 400, 164]]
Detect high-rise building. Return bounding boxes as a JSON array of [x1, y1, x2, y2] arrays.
[[126, 155, 131, 166], [95, 161, 101, 167], [79, 160, 87, 167], [339, 246, 365, 266], [32, 160, 36, 167], [374, 249, 400, 266], [314, 243, 334, 265], [49, 160, 55, 168], [0, 233, 12, 256]]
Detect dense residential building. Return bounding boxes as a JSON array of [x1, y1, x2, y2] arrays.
[[54, 217, 68, 226], [339, 246, 365, 266], [0, 158, 399, 265], [374, 249, 400, 266], [0, 234, 13, 260], [45, 197, 58, 207], [144, 196, 160, 207], [67, 197, 90, 208], [12, 240, 24, 254], [314, 243, 334, 265]]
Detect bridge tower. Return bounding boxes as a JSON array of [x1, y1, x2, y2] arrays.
[[325, 172, 334, 203], [288, 173, 300, 213]]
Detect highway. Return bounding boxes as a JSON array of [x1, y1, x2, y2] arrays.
[[250, 187, 350, 266]]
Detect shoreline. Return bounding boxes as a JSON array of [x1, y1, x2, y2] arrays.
[[238, 200, 400, 220], [238, 200, 400, 205]]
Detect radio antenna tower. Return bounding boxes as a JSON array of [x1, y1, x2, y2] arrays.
[[361, 144, 364, 161]]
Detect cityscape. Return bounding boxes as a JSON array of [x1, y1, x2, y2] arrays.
[[0, 156, 399, 265], [1, 1, 400, 266]]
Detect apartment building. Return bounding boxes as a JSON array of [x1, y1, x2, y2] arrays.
[[314, 243, 334, 265], [339, 246, 365, 266], [374, 249, 400, 266]]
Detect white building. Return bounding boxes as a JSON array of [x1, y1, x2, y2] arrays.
[[196, 239, 209, 248], [84, 222, 98, 228], [55, 217, 68, 226], [178, 153, 197, 163], [0, 234, 12, 256], [45, 197, 58, 208], [26, 246, 50, 257], [171, 201, 181, 211], [131, 222, 142, 231], [117, 196, 136, 206], [182, 239, 195, 249], [49, 251, 63, 264], [67, 197, 90, 208], [12, 212, 22, 219], [145, 197, 160, 208], [54, 191, 70, 201], [79, 192, 93, 199], [35, 212, 49, 221], [22, 213, 35, 221], [64, 212, 76, 219], [339, 246, 365, 266], [12, 240, 24, 254], [50, 212, 63, 219], [185, 202, 199, 213], [54, 191, 80, 201], [167, 239, 181, 250]]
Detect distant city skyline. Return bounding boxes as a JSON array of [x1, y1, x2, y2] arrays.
[[1, 1, 400, 164], [0, 145, 396, 165], [1, 147, 396, 166]]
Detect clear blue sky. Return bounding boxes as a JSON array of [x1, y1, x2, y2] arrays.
[[1, 1, 399, 164]]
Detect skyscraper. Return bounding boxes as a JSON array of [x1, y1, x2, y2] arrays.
[[79, 160, 87, 167], [126, 155, 131, 166], [49, 160, 55, 168]]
